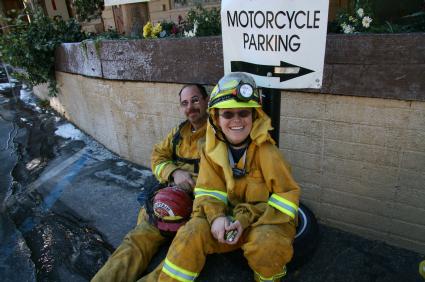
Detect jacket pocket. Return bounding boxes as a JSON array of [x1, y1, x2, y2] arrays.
[[245, 170, 269, 203]]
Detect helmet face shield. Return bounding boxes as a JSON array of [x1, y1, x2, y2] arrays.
[[209, 72, 261, 109]]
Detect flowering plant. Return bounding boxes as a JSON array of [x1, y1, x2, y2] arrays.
[[142, 22, 162, 38], [336, 4, 374, 34]]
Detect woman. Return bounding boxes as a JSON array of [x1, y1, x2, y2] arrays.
[[142, 72, 300, 282]]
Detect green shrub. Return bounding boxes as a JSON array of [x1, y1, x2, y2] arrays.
[[185, 5, 221, 37], [0, 8, 86, 96]]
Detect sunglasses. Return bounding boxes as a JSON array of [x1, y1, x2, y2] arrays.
[[219, 110, 252, 120]]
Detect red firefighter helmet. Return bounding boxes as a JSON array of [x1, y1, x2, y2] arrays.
[[152, 186, 193, 233]]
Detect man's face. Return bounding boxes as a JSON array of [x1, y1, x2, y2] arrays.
[[179, 86, 208, 126]]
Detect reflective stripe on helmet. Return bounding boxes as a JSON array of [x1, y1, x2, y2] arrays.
[[209, 97, 261, 109], [254, 265, 287, 282], [268, 194, 298, 219], [162, 258, 198, 282], [154, 160, 172, 179], [194, 188, 228, 205]]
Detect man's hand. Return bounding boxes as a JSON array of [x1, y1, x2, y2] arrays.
[[171, 169, 195, 192], [211, 216, 230, 244]]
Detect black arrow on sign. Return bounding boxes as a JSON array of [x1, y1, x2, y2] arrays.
[[231, 61, 314, 82]]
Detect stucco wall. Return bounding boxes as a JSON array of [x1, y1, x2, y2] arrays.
[[50, 72, 186, 168], [42, 71, 425, 254]]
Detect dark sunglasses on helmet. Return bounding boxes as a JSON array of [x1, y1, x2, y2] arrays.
[[219, 109, 252, 120]]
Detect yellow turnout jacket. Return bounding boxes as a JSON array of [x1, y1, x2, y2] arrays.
[[151, 121, 207, 183], [193, 109, 300, 229]]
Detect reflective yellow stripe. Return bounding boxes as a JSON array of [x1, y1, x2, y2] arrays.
[[255, 265, 287, 282], [154, 161, 172, 178], [194, 188, 228, 205], [268, 194, 298, 219], [162, 258, 198, 282]]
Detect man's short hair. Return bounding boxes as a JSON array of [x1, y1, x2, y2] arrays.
[[178, 84, 208, 100]]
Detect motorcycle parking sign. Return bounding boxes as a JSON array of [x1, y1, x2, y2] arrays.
[[221, 0, 329, 89]]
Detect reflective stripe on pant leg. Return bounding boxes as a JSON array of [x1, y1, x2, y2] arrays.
[[162, 258, 198, 282], [158, 218, 209, 281], [254, 265, 287, 282], [157, 217, 230, 282]]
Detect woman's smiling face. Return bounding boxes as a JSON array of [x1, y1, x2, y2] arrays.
[[217, 108, 253, 146]]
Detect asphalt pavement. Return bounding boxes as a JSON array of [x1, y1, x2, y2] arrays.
[[0, 84, 423, 282]]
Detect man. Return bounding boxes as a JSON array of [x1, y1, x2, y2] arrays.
[[91, 84, 209, 282], [150, 84, 209, 195]]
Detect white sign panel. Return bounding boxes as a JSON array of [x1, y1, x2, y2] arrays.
[[105, 0, 149, 6], [221, 0, 329, 89]]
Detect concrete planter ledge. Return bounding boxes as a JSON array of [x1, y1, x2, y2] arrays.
[[55, 33, 425, 102]]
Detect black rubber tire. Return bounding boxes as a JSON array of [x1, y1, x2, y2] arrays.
[[288, 202, 319, 270]]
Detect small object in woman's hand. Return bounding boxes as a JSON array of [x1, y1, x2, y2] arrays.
[[225, 229, 238, 242]]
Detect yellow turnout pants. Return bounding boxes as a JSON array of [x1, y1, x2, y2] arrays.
[[140, 217, 295, 282], [91, 212, 167, 282]]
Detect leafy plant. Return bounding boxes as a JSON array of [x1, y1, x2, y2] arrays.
[[185, 5, 221, 37], [0, 8, 86, 96], [72, 0, 104, 22]]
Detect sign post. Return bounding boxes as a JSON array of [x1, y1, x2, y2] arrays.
[[221, 0, 329, 144]]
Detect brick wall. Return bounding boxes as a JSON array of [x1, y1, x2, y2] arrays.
[[279, 91, 425, 253]]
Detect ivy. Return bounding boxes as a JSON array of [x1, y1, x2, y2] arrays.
[[0, 8, 86, 96]]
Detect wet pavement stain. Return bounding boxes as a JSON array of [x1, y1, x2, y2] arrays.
[[0, 85, 124, 282]]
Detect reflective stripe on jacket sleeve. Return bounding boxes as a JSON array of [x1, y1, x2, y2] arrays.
[[154, 160, 173, 179], [267, 194, 298, 219], [194, 187, 228, 205]]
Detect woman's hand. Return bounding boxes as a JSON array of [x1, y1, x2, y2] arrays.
[[225, 220, 243, 245], [211, 216, 230, 243]]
